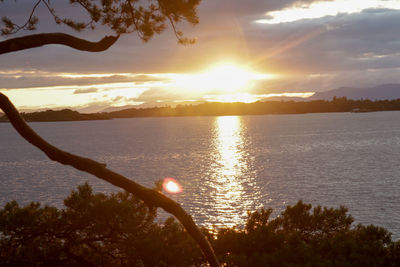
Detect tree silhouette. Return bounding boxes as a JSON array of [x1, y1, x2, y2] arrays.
[[2, 191, 399, 266], [0, 184, 204, 266], [0, 1, 219, 266]]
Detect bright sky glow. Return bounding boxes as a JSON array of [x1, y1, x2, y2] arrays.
[[0, 82, 147, 111], [204, 92, 315, 103], [0, 65, 289, 111], [58, 73, 133, 78], [162, 178, 182, 194], [173, 63, 275, 94], [256, 0, 400, 24]]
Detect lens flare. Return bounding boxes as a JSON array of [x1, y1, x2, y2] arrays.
[[162, 178, 183, 194]]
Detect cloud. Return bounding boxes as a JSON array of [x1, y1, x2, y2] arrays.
[[199, 0, 334, 18], [111, 96, 124, 102], [2, 0, 400, 103], [243, 8, 400, 75], [73, 87, 98, 94], [255, 0, 400, 24], [133, 88, 187, 102], [0, 72, 171, 90]]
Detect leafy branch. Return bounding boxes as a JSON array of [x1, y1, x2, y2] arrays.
[[0, 0, 200, 43]]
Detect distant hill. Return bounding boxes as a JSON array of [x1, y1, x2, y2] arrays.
[[262, 96, 307, 101], [311, 84, 400, 100], [101, 105, 140, 113], [0, 109, 110, 122]]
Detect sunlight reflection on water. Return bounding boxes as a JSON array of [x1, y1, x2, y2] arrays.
[[202, 116, 261, 228]]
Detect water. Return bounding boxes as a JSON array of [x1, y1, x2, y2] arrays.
[[0, 112, 399, 240]]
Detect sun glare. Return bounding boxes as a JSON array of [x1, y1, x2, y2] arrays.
[[163, 178, 183, 194], [173, 63, 274, 98], [203, 65, 255, 92]]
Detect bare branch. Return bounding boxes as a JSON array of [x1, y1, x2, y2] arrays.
[[0, 93, 220, 267], [0, 33, 119, 54]]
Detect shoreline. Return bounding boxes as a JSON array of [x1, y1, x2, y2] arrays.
[[2, 98, 400, 122], [0, 109, 392, 123]]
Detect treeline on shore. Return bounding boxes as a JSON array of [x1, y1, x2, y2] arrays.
[[3, 97, 400, 122], [0, 109, 111, 122], [1, 184, 399, 266], [109, 97, 400, 118]]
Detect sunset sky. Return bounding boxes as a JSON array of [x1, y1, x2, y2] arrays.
[[1, 0, 400, 112]]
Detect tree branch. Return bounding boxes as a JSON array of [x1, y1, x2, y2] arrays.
[[0, 93, 220, 267], [2, 0, 41, 34], [0, 33, 119, 54]]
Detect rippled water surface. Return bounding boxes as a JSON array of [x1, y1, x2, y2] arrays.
[[1, 112, 399, 239]]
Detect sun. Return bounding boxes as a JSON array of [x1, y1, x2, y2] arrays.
[[173, 62, 273, 95], [202, 64, 255, 93]]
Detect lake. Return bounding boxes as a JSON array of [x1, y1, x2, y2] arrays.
[[0, 112, 399, 240]]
